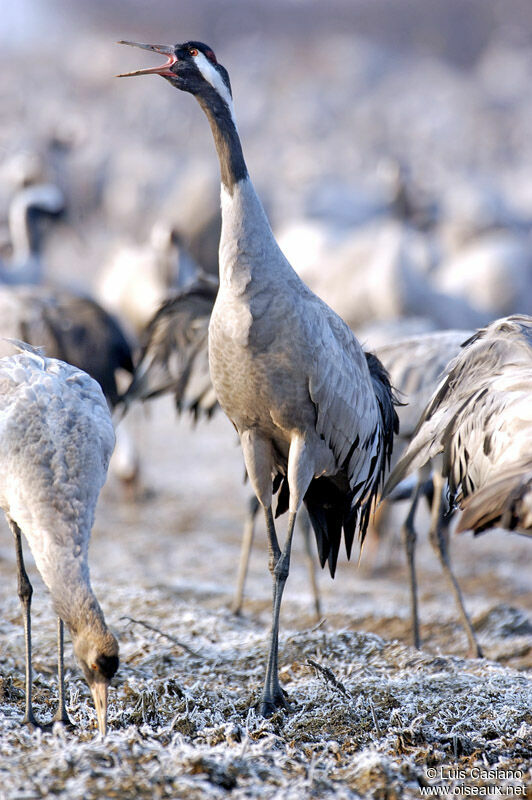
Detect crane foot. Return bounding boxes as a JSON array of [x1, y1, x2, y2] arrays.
[[259, 687, 288, 717]]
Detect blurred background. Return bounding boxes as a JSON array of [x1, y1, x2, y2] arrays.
[[0, 0, 531, 661], [2, 0, 532, 322]]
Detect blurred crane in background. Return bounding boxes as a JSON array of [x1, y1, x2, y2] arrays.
[[0, 182, 139, 493], [0, 183, 64, 285], [386, 315, 532, 539]]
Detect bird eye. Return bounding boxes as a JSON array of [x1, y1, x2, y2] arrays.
[[189, 48, 198, 57], [91, 663, 97, 671]]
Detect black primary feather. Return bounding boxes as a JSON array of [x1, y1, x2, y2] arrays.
[[123, 278, 218, 419], [274, 351, 400, 578]]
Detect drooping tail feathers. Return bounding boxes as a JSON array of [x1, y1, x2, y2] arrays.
[[275, 351, 400, 578], [457, 466, 532, 536]]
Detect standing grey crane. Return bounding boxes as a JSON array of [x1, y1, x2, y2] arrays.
[[123, 248, 323, 620], [119, 39, 398, 715], [386, 315, 532, 540], [1, 343, 118, 735], [0, 183, 139, 492], [126, 304, 482, 653]]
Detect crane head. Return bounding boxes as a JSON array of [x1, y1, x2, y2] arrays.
[[74, 629, 119, 737], [117, 40, 233, 106]]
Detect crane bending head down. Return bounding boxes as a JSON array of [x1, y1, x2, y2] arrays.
[[0, 344, 118, 735]]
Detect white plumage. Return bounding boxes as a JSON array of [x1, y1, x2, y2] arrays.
[[0, 343, 118, 735]]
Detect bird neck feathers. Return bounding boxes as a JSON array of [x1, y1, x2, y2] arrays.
[[197, 88, 248, 194], [197, 83, 288, 292]]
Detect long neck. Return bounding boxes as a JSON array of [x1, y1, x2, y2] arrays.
[[9, 197, 40, 262], [6, 198, 42, 282], [197, 87, 248, 194], [27, 521, 107, 637], [196, 86, 285, 290], [52, 561, 108, 640]]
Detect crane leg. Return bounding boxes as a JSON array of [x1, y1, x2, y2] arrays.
[[53, 618, 73, 725], [231, 495, 260, 615], [428, 476, 483, 659], [260, 507, 296, 717], [9, 518, 39, 728], [298, 509, 321, 621], [401, 482, 422, 650]]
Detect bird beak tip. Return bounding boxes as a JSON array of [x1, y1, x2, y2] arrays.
[[90, 682, 109, 738]]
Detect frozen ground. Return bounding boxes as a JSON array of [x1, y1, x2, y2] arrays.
[[0, 400, 530, 798], [1, 2, 532, 795]]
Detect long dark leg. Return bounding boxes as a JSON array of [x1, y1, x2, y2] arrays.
[[428, 476, 483, 659], [298, 509, 321, 621], [260, 508, 296, 717], [401, 482, 422, 649], [9, 518, 39, 727], [231, 495, 260, 615], [53, 618, 73, 725]]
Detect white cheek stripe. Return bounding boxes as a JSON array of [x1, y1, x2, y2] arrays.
[[194, 52, 236, 123]]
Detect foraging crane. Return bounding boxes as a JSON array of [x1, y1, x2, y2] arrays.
[[119, 39, 398, 715], [0, 343, 118, 735], [386, 315, 532, 539]]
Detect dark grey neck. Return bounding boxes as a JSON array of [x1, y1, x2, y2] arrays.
[[197, 88, 248, 194], [25, 208, 42, 256]]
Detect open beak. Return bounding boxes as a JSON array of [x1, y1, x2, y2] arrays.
[[116, 40, 178, 78], [90, 681, 109, 737]]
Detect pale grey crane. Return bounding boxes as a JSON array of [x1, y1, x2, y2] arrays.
[[1, 343, 118, 734], [119, 39, 398, 715], [386, 314, 532, 543], [124, 254, 486, 655]]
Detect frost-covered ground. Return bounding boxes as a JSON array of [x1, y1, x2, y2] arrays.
[[0, 402, 530, 799], [1, 2, 532, 796]]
